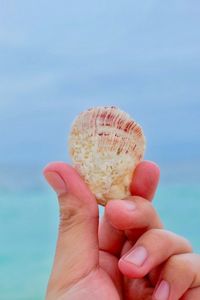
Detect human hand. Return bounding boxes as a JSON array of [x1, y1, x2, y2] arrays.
[[44, 161, 200, 300]]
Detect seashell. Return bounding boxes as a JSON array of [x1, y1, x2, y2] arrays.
[[68, 106, 146, 206]]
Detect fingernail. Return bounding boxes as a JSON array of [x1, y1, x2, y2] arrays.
[[123, 201, 136, 211], [154, 280, 170, 300], [123, 246, 148, 267], [44, 171, 67, 196]]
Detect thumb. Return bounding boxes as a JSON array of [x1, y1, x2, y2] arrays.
[[43, 162, 99, 291]]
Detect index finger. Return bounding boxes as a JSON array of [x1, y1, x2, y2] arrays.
[[99, 161, 160, 256]]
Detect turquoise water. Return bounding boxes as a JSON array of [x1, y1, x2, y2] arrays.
[[0, 184, 200, 300]]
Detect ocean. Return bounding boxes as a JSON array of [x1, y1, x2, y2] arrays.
[[0, 184, 200, 300], [1, 1, 200, 299]]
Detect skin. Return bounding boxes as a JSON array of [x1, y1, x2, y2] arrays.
[[43, 161, 200, 300]]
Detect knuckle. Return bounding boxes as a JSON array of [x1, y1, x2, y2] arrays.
[[58, 193, 99, 233], [58, 193, 85, 232], [165, 254, 194, 277], [59, 205, 80, 232], [165, 230, 193, 252], [142, 202, 155, 220], [181, 237, 193, 252], [133, 197, 158, 220], [145, 228, 164, 242], [166, 254, 184, 270]]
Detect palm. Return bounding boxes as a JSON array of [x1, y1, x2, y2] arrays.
[[60, 249, 155, 300]]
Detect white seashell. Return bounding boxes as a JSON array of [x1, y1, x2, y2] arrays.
[[68, 106, 146, 206]]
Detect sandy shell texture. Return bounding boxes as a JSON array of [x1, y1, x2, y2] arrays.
[[69, 106, 146, 206]]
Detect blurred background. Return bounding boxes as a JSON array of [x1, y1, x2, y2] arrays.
[[0, 1, 200, 299]]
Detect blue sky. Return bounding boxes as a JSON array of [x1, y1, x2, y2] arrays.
[[0, 1, 200, 186]]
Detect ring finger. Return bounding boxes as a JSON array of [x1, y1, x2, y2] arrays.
[[153, 253, 200, 300]]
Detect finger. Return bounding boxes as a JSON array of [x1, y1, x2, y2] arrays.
[[106, 196, 163, 231], [152, 253, 200, 300], [43, 162, 99, 290], [99, 161, 160, 255], [119, 229, 192, 278], [130, 160, 160, 201], [99, 215, 125, 255], [99, 251, 123, 298], [106, 196, 163, 246], [123, 277, 154, 300], [121, 240, 133, 257], [181, 287, 200, 300]]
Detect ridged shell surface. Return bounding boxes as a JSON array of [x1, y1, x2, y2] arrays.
[[69, 106, 146, 205]]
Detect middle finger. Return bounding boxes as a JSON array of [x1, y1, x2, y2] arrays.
[[119, 229, 192, 278]]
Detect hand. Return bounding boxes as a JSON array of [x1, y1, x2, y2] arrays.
[[44, 161, 200, 300]]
